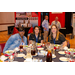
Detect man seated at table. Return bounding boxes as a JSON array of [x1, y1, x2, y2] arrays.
[[3, 27, 27, 53], [51, 17, 61, 30], [48, 25, 67, 47], [29, 26, 44, 44]]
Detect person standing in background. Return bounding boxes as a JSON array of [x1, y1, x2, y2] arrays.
[[27, 20, 32, 27], [51, 17, 61, 30], [42, 15, 49, 42]]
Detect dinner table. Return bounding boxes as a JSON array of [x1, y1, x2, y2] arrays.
[[1, 44, 75, 62]]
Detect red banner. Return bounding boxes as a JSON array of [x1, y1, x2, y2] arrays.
[[49, 12, 65, 28]]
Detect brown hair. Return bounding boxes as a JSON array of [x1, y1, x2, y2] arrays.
[[33, 26, 41, 36], [49, 24, 60, 41]]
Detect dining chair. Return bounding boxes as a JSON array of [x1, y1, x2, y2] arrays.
[[67, 40, 70, 48], [0, 43, 6, 53]]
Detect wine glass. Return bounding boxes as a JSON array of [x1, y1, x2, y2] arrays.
[[69, 48, 74, 62], [9, 55, 14, 62], [45, 42, 50, 50], [26, 47, 32, 59]]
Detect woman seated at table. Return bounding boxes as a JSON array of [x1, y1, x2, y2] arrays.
[[29, 26, 44, 44], [3, 27, 27, 53], [48, 24, 67, 47]]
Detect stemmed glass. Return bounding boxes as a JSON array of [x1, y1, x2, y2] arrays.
[[50, 44, 56, 58], [8, 51, 14, 62], [69, 48, 74, 62], [46, 42, 50, 50]]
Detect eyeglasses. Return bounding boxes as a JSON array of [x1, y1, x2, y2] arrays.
[[35, 29, 39, 30]]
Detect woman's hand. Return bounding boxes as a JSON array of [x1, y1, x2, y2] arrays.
[[41, 40, 43, 44], [62, 41, 67, 47]]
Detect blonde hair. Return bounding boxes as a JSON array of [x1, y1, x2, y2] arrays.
[[49, 25, 63, 41]]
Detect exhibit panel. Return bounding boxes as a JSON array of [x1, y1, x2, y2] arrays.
[[15, 12, 41, 27], [49, 12, 65, 28]]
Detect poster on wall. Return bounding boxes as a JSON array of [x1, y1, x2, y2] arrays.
[[15, 12, 38, 27]]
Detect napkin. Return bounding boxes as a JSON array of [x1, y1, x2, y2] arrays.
[[37, 46, 42, 48]]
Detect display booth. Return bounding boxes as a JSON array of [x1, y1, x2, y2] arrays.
[[15, 12, 41, 37], [8, 12, 66, 36], [49, 12, 65, 28], [15, 12, 41, 27]]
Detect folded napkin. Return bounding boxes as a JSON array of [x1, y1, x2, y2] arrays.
[[54, 47, 56, 50], [37, 46, 42, 48]]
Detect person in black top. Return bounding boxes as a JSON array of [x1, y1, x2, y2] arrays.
[[48, 24, 67, 47], [29, 26, 44, 43]]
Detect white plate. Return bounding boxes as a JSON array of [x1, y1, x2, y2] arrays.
[[16, 54, 26, 57], [24, 58, 32, 62], [0, 55, 8, 61], [63, 46, 68, 50], [24, 58, 38, 62], [13, 61, 18, 62], [59, 57, 68, 62], [36, 43, 41, 46], [14, 47, 20, 51], [23, 45, 29, 48], [5, 50, 14, 55], [52, 54, 56, 58], [58, 51, 65, 55], [37, 48, 44, 51], [54, 44, 61, 47], [38, 51, 47, 56]]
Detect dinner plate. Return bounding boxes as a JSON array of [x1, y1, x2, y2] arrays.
[[58, 51, 65, 55], [14, 47, 20, 51], [52, 54, 56, 58], [63, 46, 68, 50], [24, 58, 38, 62], [36, 43, 42, 47], [16, 54, 26, 58], [59, 57, 68, 62], [54, 44, 61, 47], [38, 50, 47, 56], [23, 45, 29, 48], [5, 50, 14, 55], [13, 61, 18, 62], [0, 55, 8, 61], [37, 48, 44, 51]]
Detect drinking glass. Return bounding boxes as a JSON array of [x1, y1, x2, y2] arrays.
[[46, 42, 50, 49], [9, 55, 14, 62], [50, 44, 55, 55], [26, 47, 32, 59], [69, 48, 74, 62]]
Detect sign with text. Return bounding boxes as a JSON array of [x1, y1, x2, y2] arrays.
[[15, 12, 39, 27]]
